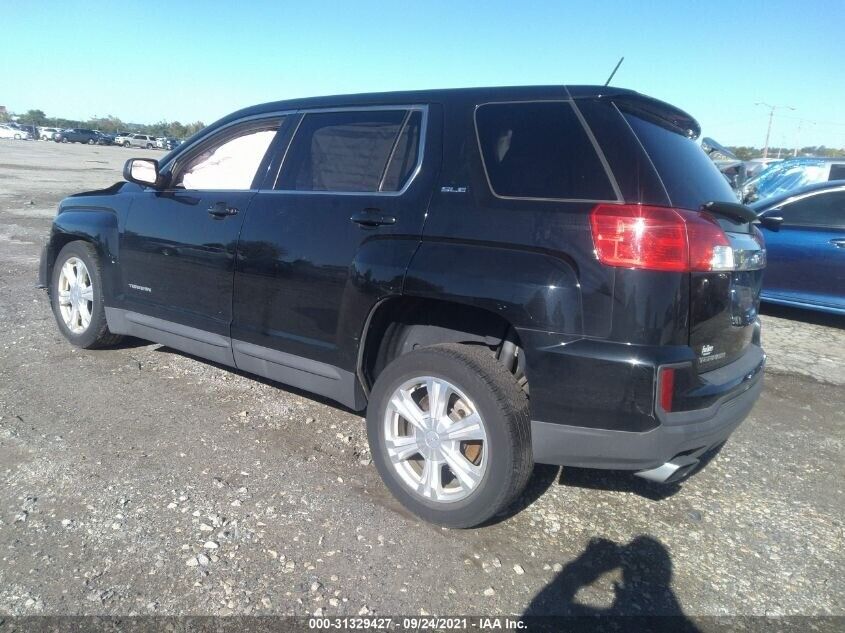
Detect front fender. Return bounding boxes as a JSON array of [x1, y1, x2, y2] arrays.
[[39, 198, 127, 298]]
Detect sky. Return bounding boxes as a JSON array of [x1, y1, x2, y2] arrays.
[[2, 0, 844, 148]]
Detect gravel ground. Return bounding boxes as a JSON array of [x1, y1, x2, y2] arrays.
[[0, 141, 843, 619]]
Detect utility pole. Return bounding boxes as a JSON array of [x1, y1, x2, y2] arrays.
[[755, 102, 795, 159]]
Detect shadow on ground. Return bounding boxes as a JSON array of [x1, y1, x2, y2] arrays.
[[523, 535, 701, 631]]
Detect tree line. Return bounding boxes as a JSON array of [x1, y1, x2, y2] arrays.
[[726, 145, 844, 160], [2, 108, 206, 139]]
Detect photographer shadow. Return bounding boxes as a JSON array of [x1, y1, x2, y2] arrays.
[[523, 536, 700, 632]]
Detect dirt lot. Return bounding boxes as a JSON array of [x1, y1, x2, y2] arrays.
[[0, 140, 843, 620]]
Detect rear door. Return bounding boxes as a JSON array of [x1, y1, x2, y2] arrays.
[[761, 188, 845, 310], [231, 105, 440, 406], [620, 107, 765, 370]]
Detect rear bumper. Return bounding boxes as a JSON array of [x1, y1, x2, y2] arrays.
[[531, 371, 762, 471], [519, 326, 765, 473]]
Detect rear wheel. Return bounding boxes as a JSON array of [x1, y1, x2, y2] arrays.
[[367, 344, 532, 527], [87, 138, 95, 145], [146, 143, 153, 149], [14, 133, 21, 140], [50, 241, 122, 349]]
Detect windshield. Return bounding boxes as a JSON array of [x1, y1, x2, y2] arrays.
[[742, 160, 829, 203]]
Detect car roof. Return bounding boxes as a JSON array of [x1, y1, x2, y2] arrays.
[[750, 180, 845, 211], [210, 84, 701, 138]]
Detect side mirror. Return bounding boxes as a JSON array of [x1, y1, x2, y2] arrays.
[[123, 158, 162, 188], [758, 209, 784, 231]]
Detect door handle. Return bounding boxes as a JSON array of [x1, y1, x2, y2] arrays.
[[208, 202, 239, 218], [831, 238, 845, 248], [350, 208, 396, 228]]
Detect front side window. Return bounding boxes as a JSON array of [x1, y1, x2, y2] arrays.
[[174, 121, 280, 190], [276, 109, 422, 193], [475, 101, 616, 200], [779, 191, 845, 228]]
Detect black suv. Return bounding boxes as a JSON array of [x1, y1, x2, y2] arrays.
[[55, 128, 100, 144], [38, 86, 766, 527]]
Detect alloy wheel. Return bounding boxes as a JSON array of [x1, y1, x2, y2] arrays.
[[383, 376, 488, 503], [57, 257, 94, 334]]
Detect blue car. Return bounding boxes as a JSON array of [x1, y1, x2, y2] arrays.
[[742, 157, 845, 204], [752, 181, 845, 314]]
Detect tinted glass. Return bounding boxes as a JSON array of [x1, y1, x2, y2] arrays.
[[475, 102, 615, 200], [381, 110, 422, 192], [828, 164, 845, 180], [277, 110, 408, 192], [624, 111, 737, 209], [780, 190, 845, 228], [175, 123, 279, 190]]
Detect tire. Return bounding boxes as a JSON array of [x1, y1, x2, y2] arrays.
[[146, 143, 153, 149], [50, 241, 122, 349], [62, 137, 68, 143], [367, 343, 532, 528], [88, 138, 95, 145], [123, 141, 130, 148], [14, 134, 21, 140]]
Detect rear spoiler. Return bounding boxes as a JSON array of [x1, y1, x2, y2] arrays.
[[610, 94, 701, 139]]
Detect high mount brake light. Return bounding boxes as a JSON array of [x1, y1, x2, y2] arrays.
[[590, 204, 734, 272]]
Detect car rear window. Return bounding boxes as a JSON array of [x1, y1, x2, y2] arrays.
[[622, 111, 736, 210], [277, 109, 422, 193], [474, 102, 616, 201]]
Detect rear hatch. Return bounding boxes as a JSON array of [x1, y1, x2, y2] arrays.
[[619, 101, 765, 371]]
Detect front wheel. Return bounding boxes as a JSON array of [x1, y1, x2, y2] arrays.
[[146, 143, 153, 149], [123, 141, 130, 147], [50, 241, 122, 349], [367, 344, 533, 528]]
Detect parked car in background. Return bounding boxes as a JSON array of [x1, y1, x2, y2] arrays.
[[38, 85, 766, 527], [17, 125, 39, 139], [742, 157, 845, 203], [0, 124, 32, 140], [54, 128, 101, 144], [38, 127, 61, 141], [753, 181, 845, 314], [116, 133, 157, 149], [155, 136, 182, 150], [95, 132, 115, 145]]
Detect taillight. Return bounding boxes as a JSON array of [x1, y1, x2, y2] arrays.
[[658, 367, 675, 412], [590, 204, 734, 272]]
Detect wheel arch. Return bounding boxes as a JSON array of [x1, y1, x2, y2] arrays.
[[357, 296, 527, 396], [41, 208, 120, 297]]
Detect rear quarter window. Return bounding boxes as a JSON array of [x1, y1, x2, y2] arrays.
[[622, 110, 736, 210], [474, 101, 617, 201]]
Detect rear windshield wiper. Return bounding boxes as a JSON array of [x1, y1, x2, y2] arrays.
[[701, 201, 758, 224]]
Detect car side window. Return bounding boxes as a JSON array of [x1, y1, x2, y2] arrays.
[[779, 191, 845, 228], [275, 109, 422, 193], [475, 101, 616, 201], [828, 164, 845, 180], [173, 120, 281, 191]]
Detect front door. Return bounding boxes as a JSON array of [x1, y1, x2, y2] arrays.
[[231, 106, 440, 407], [118, 118, 284, 362], [761, 188, 845, 310]]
